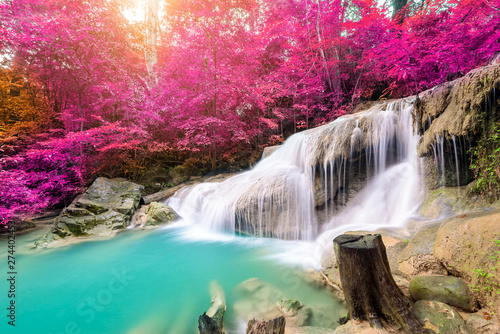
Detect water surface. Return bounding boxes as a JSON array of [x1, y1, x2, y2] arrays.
[[0, 224, 343, 334]]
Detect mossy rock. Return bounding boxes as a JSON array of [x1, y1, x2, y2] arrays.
[[276, 298, 311, 326], [131, 202, 178, 229], [412, 300, 469, 334], [409, 275, 474, 311], [169, 164, 192, 186], [38, 178, 144, 245]]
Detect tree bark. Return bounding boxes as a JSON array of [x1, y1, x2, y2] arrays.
[[333, 234, 427, 334], [145, 0, 159, 83], [246, 316, 285, 334], [199, 312, 224, 334]]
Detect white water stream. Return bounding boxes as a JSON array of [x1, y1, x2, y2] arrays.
[[167, 99, 426, 265]]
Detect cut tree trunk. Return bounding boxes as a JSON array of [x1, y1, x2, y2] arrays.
[[333, 234, 428, 334], [246, 316, 285, 334]]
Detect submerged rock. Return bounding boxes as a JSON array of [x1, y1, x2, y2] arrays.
[[234, 278, 339, 330], [409, 275, 474, 311], [276, 299, 311, 327], [411, 300, 469, 334], [37, 178, 143, 245]]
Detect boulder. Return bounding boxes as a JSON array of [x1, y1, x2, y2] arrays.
[[276, 299, 311, 327], [465, 313, 500, 334], [419, 187, 490, 219], [130, 202, 178, 228], [37, 178, 143, 245], [433, 209, 500, 311], [262, 145, 281, 158], [397, 224, 447, 279], [169, 164, 192, 186], [409, 275, 474, 311], [411, 300, 468, 334]]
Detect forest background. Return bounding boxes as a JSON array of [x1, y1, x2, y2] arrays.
[[1, 0, 499, 221]]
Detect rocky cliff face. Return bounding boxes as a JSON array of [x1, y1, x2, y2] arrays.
[[416, 64, 500, 189]]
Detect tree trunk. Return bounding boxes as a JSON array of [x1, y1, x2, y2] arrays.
[[145, 0, 159, 83], [392, 0, 408, 23], [246, 316, 285, 334], [333, 234, 427, 334]]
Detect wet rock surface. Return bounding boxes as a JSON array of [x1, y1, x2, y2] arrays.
[[130, 201, 178, 228]]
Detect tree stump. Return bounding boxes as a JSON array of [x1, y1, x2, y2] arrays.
[[199, 312, 224, 334], [246, 316, 286, 334], [333, 234, 427, 334]]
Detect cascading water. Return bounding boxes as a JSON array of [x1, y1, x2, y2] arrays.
[[167, 99, 424, 244]]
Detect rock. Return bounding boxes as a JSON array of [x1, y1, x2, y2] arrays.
[[234, 279, 287, 323], [417, 64, 500, 156], [262, 145, 281, 158], [142, 172, 239, 204], [234, 279, 331, 329], [397, 224, 447, 279], [433, 209, 500, 311], [37, 178, 143, 245], [333, 320, 391, 334], [169, 164, 192, 186], [387, 241, 407, 273], [130, 202, 178, 228], [285, 326, 335, 334], [320, 247, 337, 270], [420, 187, 490, 219], [276, 299, 311, 327], [411, 300, 468, 334], [409, 275, 474, 311], [465, 313, 500, 334], [199, 282, 226, 334]]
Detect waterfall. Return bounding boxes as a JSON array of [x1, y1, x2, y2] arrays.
[[167, 99, 422, 241]]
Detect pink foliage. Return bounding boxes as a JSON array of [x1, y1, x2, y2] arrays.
[[1, 0, 500, 222]]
